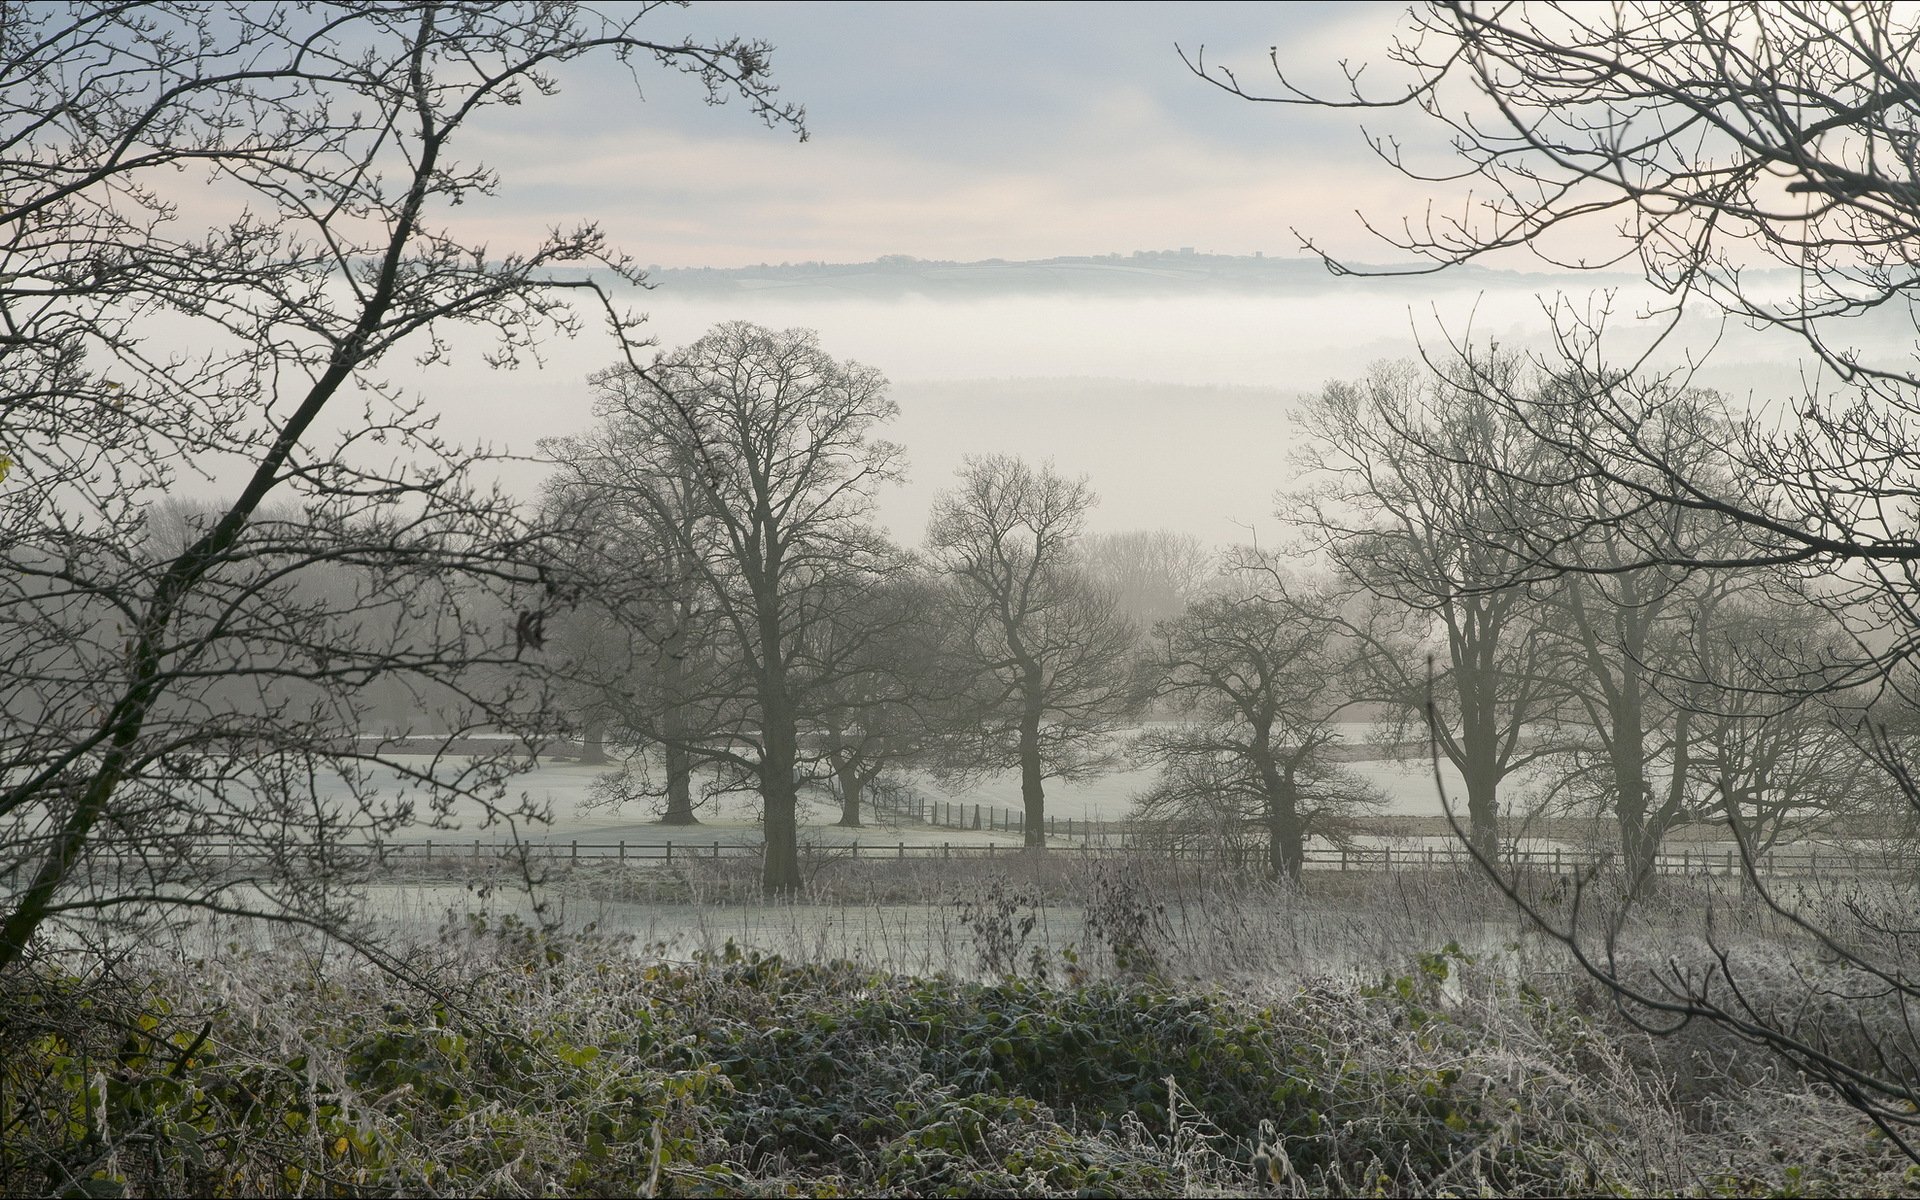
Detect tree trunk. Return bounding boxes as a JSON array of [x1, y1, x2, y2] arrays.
[[580, 719, 608, 765], [660, 740, 698, 825], [832, 740, 863, 828], [657, 615, 698, 824], [1253, 731, 1303, 879], [1610, 696, 1655, 896], [1452, 653, 1504, 857], [1462, 763, 1500, 859], [759, 681, 802, 895], [1018, 703, 1046, 850], [1267, 786, 1304, 880]]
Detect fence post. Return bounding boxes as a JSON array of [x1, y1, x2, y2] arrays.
[[988, 843, 995, 859], [898, 841, 906, 859], [944, 842, 950, 859], [666, 841, 673, 864], [572, 839, 579, 863], [713, 840, 721, 859], [974, 804, 981, 831], [425, 840, 433, 863], [1340, 849, 1348, 872], [1724, 848, 1732, 876], [1383, 846, 1392, 872], [619, 840, 626, 863], [851, 839, 859, 860], [472, 839, 480, 862]]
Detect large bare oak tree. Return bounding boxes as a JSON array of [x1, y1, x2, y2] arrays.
[[546, 323, 904, 893]]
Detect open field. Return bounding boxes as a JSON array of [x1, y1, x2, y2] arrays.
[[244, 754, 1914, 896], [313, 750, 1909, 850]]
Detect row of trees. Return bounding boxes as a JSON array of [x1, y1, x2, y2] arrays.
[[536, 322, 1906, 898], [1295, 359, 1902, 889], [537, 324, 1157, 891]]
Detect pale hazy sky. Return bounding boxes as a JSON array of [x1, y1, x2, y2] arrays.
[[340, 0, 1829, 547], [455, 1, 1428, 267], [179, 2, 1827, 547]]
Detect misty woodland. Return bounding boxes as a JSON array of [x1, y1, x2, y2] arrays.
[[14, 2, 1920, 1196]]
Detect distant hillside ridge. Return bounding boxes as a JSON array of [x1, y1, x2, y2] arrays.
[[635, 250, 1634, 299]]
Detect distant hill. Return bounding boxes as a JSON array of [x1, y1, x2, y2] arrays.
[[638, 251, 1635, 299]]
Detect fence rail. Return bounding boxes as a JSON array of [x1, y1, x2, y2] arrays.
[[50, 838, 1904, 879]]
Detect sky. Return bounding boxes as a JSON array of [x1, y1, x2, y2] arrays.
[[455, 2, 1433, 267], [167, 2, 1834, 546]]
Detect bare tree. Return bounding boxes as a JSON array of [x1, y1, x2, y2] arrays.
[[1133, 564, 1382, 878], [547, 323, 905, 892], [805, 570, 962, 828], [541, 446, 730, 825], [0, 2, 803, 969], [1680, 586, 1900, 856], [1290, 357, 1565, 854], [1506, 384, 1752, 892], [927, 456, 1138, 849]]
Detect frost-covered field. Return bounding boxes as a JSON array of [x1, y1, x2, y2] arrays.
[[314, 724, 1479, 848]]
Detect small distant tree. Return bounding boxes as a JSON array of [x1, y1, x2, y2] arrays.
[[1132, 566, 1383, 877], [806, 571, 961, 827], [1080, 528, 1216, 638], [1681, 587, 1897, 856], [927, 456, 1138, 849]]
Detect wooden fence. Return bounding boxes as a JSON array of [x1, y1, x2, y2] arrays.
[[867, 792, 1118, 840], [107, 838, 1907, 879]]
